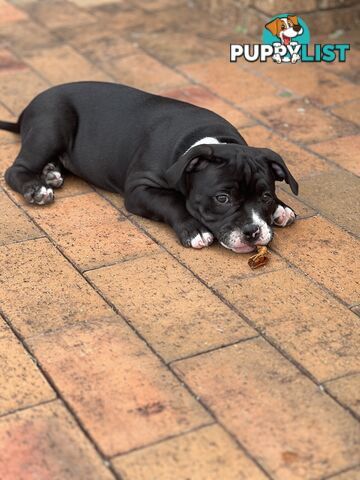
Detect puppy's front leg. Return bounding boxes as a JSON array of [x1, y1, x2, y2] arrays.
[[272, 198, 296, 227], [125, 186, 214, 249]]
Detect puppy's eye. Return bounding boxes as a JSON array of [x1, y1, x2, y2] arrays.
[[215, 194, 230, 204], [281, 24, 285, 30], [262, 192, 273, 203]]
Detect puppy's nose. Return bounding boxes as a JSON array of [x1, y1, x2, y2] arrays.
[[293, 24, 301, 32], [243, 224, 261, 242]]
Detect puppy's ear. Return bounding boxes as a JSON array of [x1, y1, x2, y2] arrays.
[[165, 145, 214, 192], [260, 148, 299, 195], [288, 15, 299, 26], [265, 18, 281, 36]]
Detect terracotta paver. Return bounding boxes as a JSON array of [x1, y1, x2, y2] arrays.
[[272, 216, 360, 305], [0, 238, 113, 337], [113, 424, 267, 480], [329, 467, 360, 480], [331, 100, 360, 126], [0, 0, 28, 25], [23, 45, 111, 85], [297, 171, 360, 235], [308, 135, 360, 176], [86, 253, 257, 362], [24, 193, 160, 270], [104, 53, 187, 92], [0, 318, 54, 415], [173, 338, 360, 480], [325, 374, 360, 417], [0, 190, 41, 245], [28, 320, 211, 456], [217, 267, 359, 382], [162, 85, 253, 129], [179, 58, 278, 106], [0, 401, 115, 480]]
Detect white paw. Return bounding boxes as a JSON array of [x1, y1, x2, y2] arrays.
[[42, 163, 63, 188], [190, 232, 214, 249], [272, 205, 296, 227], [272, 53, 282, 64]]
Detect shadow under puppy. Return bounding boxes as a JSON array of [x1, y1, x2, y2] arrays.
[[1, 82, 298, 253]]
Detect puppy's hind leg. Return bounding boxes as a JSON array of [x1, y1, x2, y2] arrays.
[[5, 132, 65, 205], [42, 161, 64, 189]]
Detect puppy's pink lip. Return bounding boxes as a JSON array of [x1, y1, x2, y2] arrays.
[[282, 34, 291, 45], [230, 245, 256, 253]]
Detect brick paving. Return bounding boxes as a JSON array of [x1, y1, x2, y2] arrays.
[[0, 1, 359, 479]]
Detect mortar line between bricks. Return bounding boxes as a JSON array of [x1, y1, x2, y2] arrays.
[[110, 421, 216, 459], [323, 370, 360, 385], [0, 234, 45, 248], [166, 334, 260, 365], [321, 463, 360, 480], [0, 397, 57, 420], [122, 213, 360, 424]]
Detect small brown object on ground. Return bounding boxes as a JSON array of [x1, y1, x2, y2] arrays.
[[248, 246, 271, 269]]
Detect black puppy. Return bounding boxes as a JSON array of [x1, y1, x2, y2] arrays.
[[2, 82, 298, 253]]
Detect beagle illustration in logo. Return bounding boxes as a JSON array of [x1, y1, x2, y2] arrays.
[[265, 15, 303, 63]]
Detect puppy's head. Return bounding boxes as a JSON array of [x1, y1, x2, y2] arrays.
[[265, 15, 303, 45], [166, 144, 298, 253]]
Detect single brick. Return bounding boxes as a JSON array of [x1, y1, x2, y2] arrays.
[[132, 216, 287, 286], [214, 268, 360, 382], [86, 253, 256, 362], [104, 53, 187, 92], [325, 374, 360, 417], [0, 0, 28, 25], [0, 401, 115, 480], [309, 135, 360, 176], [241, 125, 331, 179], [256, 99, 357, 144], [0, 238, 113, 337], [272, 216, 359, 305], [297, 171, 360, 236], [331, 100, 360, 127], [179, 58, 277, 106], [0, 319, 54, 415], [162, 85, 253, 128], [24, 193, 160, 270], [24, 45, 111, 85], [27, 0, 97, 30], [28, 320, 211, 456], [173, 338, 360, 480], [136, 31, 225, 66], [113, 424, 267, 480], [0, 191, 41, 245]]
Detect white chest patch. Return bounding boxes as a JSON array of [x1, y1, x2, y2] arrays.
[[184, 137, 226, 154]]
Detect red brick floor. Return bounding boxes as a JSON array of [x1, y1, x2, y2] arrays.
[[0, 1, 359, 479]]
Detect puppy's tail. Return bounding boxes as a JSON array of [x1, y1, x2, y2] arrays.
[[0, 120, 20, 134]]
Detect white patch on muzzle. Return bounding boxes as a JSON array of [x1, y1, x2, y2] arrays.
[[220, 210, 272, 253]]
